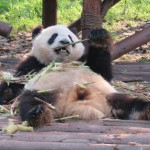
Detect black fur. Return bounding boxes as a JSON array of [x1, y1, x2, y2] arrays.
[[19, 90, 57, 120], [0, 82, 24, 104], [70, 27, 78, 35], [32, 25, 43, 39], [86, 29, 112, 81], [15, 56, 45, 77], [19, 90, 58, 126], [48, 33, 58, 45], [68, 35, 75, 47], [0, 56, 45, 104], [107, 93, 150, 119]]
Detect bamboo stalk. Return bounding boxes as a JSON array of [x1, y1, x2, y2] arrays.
[[37, 89, 58, 93], [34, 97, 55, 110], [54, 115, 80, 121], [54, 39, 89, 50]]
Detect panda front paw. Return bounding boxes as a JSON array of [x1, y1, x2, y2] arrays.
[[26, 104, 44, 121], [26, 104, 52, 127], [89, 28, 109, 45]]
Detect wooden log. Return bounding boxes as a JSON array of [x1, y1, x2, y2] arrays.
[[82, 0, 102, 39], [113, 62, 150, 82], [2, 131, 150, 144], [36, 121, 150, 134], [90, 119, 150, 128], [0, 21, 12, 38], [1, 140, 150, 150], [1, 122, 150, 135], [112, 26, 150, 60], [42, 0, 57, 28], [1, 135, 150, 150]]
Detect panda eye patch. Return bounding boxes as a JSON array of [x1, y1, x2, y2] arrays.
[[68, 35, 75, 47], [48, 33, 58, 45]]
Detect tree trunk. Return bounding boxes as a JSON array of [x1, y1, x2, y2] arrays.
[[0, 21, 12, 38], [42, 0, 57, 28], [82, 0, 102, 39], [68, 0, 121, 32]]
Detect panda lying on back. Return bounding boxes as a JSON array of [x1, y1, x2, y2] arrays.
[[1, 25, 150, 127], [19, 61, 150, 127], [0, 25, 112, 104]]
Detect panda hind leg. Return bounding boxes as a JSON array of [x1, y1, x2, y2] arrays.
[[64, 100, 105, 120], [18, 90, 55, 127], [106, 93, 150, 120]]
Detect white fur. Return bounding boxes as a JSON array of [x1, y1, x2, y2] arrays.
[[25, 68, 117, 94], [29, 25, 85, 65]]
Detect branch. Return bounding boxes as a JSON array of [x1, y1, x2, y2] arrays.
[[68, 0, 121, 31], [101, 0, 121, 18], [112, 26, 150, 60]]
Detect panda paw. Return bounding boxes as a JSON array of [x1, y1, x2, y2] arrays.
[[0, 82, 13, 104], [26, 104, 44, 121], [89, 28, 109, 44], [25, 104, 52, 127]]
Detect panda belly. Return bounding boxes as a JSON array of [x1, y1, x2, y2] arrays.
[[19, 68, 116, 127], [25, 68, 117, 93]]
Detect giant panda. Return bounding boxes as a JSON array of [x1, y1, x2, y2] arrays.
[[0, 25, 112, 104], [1, 25, 150, 127], [18, 61, 150, 127]]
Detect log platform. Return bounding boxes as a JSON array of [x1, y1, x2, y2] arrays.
[[0, 117, 150, 150], [0, 57, 150, 150]]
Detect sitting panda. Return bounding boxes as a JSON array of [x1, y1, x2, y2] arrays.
[[0, 25, 112, 104]]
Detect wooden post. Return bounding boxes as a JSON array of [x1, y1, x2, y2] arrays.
[[82, 0, 102, 39], [42, 0, 57, 28]]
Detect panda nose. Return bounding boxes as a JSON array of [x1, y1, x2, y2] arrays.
[[60, 39, 70, 45]]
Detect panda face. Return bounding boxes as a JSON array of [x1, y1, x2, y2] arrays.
[[29, 25, 85, 65]]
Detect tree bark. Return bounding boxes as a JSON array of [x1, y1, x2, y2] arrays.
[[0, 21, 12, 38], [1, 140, 150, 150], [42, 0, 57, 28], [82, 0, 102, 39], [112, 26, 150, 60], [68, 0, 121, 32]]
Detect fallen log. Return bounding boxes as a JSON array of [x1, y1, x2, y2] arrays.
[[1, 140, 150, 150], [0, 21, 12, 38], [2, 131, 150, 144], [1, 136, 150, 150], [112, 26, 150, 60], [37, 122, 150, 134]]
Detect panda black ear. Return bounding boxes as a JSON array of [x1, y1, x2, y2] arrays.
[[70, 27, 78, 35], [32, 25, 43, 40]]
